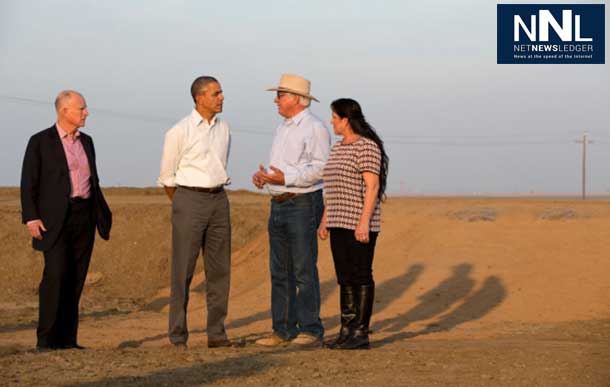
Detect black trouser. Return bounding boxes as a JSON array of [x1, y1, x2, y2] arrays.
[[329, 228, 378, 286], [37, 199, 95, 348]]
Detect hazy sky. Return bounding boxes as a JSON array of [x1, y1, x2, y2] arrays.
[[1, 0, 608, 194]]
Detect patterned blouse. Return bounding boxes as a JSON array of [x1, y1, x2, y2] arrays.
[[322, 137, 382, 232]]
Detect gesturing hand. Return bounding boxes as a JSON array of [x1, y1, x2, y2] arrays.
[[252, 164, 267, 189], [259, 165, 285, 186]]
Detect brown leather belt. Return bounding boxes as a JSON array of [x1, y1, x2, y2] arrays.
[[179, 185, 224, 194], [271, 192, 301, 203]]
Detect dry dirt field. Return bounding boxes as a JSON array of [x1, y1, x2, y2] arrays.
[[1, 188, 609, 386]]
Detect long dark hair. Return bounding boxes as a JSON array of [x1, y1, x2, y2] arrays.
[[331, 98, 389, 201]]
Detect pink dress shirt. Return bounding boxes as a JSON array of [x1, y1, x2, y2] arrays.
[[56, 125, 91, 199]]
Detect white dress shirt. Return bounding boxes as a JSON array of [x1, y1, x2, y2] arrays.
[[267, 108, 331, 195], [158, 109, 231, 188]]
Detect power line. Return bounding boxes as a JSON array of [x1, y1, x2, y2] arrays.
[[1, 94, 607, 144], [383, 133, 580, 139], [0, 94, 175, 123], [386, 140, 570, 146], [0, 95, 50, 106], [0, 94, 273, 135]]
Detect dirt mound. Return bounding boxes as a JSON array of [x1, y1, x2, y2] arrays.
[[537, 207, 578, 220], [450, 207, 497, 222]]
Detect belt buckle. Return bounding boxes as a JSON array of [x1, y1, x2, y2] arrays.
[[272, 192, 296, 203]]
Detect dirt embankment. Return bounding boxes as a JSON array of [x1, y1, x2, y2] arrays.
[[0, 188, 269, 325], [1, 190, 609, 386]]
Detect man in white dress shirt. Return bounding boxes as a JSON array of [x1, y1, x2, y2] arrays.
[[252, 74, 331, 346], [159, 76, 232, 350]]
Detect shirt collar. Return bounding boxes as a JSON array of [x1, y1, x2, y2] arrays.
[[190, 109, 217, 127], [285, 108, 309, 126], [56, 124, 80, 140]]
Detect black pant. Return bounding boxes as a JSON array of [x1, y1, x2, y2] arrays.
[[37, 199, 95, 348], [329, 228, 378, 286]]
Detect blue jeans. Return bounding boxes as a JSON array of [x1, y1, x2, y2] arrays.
[[268, 190, 324, 339]]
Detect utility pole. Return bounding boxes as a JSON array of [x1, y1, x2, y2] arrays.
[[575, 132, 593, 200]]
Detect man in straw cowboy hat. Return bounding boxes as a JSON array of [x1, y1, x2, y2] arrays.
[[252, 73, 331, 346]]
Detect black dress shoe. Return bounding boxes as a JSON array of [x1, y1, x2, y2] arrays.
[[207, 338, 232, 348]]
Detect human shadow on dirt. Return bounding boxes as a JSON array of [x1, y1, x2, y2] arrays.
[[373, 275, 507, 347], [323, 263, 425, 333], [68, 352, 281, 387], [141, 276, 223, 313], [0, 308, 130, 334], [141, 274, 208, 313], [0, 321, 36, 333], [142, 297, 169, 312], [372, 263, 475, 333]]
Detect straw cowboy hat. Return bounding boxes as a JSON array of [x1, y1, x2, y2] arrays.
[[266, 73, 319, 102]]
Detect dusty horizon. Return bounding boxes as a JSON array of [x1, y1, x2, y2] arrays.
[[2, 186, 610, 199]]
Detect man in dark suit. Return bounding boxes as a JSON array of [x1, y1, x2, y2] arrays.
[[20, 90, 112, 352]]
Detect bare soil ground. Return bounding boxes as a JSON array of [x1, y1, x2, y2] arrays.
[[1, 188, 609, 386]]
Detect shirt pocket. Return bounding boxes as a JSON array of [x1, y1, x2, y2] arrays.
[[302, 136, 313, 162]]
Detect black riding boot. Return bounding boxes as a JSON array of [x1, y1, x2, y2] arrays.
[[335, 283, 375, 350], [326, 285, 356, 349]]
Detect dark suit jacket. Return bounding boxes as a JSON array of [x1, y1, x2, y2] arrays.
[[20, 125, 112, 251]]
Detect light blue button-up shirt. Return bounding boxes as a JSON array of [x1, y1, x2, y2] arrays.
[[267, 108, 331, 195]]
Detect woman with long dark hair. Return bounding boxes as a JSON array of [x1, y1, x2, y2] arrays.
[[319, 98, 388, 350]]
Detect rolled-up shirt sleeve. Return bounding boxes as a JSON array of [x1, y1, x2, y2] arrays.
[[284, 122, 331, 188], [158, 127, 182, 187]]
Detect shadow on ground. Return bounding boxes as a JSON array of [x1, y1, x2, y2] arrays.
[[317, 262, 507, 346], [373, 263, 476, 332], [374, 274, 507, 346], [324, 263, 425, 332], [0, 308, 130, 334], [122, 262, 506, 348], [67, 352, 281, 387]]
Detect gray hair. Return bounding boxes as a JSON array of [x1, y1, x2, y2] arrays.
[[298, 95, 311, 107], [54, 90, 83, 112], [190, 76, 219, 102]]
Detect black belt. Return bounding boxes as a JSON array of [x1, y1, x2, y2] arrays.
[[69, 196, 91, 204], [179, 185, 224, 194]]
